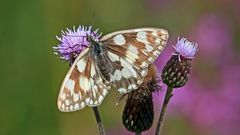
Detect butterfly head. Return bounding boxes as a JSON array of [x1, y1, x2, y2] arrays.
[[85, 33, 102, 54], [86, 34, 97, 44]]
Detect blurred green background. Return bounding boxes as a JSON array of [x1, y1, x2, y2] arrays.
[[1, 0, 239, 135]]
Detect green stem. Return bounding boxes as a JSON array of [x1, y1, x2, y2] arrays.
[[155, 86, 174, 135], [92, 107, 106, 135], [135, 132, 141, 135]]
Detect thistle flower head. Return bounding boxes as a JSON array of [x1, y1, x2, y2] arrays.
[[162, 37, 198, 88], [53, 25, 101, 61], [122, 64, 162, 133], [173, 37, 198, 59]]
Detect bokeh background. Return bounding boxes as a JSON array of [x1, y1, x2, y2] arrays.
[[1, 0, 239, 135]]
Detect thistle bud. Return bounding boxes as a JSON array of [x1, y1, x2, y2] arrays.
[[161, 37, 198, 88], [122, 64, 161, 133]]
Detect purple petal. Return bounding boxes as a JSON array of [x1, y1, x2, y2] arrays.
[[173, 37, 198, 59], [53, 25, 101, 61]]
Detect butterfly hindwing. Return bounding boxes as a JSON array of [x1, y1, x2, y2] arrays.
[[57, 48, 109, 112], [101, 50, 148, 94]]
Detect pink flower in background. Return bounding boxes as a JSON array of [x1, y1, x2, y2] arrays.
[[153, 13, 240, 135], [169, 63, 240, 135], [190, 14, 234, 65]]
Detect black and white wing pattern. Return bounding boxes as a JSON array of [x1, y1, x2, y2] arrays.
[[101, 28, 169, 94]]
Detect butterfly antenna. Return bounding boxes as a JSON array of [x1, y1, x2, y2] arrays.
[[90, 11, 99, 40], [91, 11, 96, 27]]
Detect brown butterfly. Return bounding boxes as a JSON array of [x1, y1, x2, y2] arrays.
[[57, 28, 169, 112]]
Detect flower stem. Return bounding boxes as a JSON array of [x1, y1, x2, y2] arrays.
[[92, 107, 106, 135], [155, 86, 174, 135], [135, 132, 141, 135]]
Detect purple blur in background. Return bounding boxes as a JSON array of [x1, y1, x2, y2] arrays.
[[154, 13, 240, 135]]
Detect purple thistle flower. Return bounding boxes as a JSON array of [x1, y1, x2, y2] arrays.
[[155, 37, 198, 135], [173, 37, 198, 60], [53, 25, 101, 61], [162, 37, 198, 88]]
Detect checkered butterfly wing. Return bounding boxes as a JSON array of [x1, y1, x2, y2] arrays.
[[57, 28, 168, 112], [100, 28, 169, 94], [57, 48, 110, 112]]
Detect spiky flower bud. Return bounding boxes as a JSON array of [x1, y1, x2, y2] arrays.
[[162, 37, 198, 88], [122, 64, 161, 133]]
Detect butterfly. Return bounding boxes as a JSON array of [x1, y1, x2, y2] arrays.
[[57, 27, 169, 112]]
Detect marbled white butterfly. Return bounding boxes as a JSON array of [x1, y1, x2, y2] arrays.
[[57, 28, 169, 112]]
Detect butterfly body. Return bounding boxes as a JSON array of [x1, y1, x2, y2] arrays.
[[57, 28, 169, 112], [88, 37, 113, 82], [94, 49, 112, 82]]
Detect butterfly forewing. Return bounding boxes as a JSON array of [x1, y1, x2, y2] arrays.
[[102, 28, 168, 68], [101, 28, 168, 93], [57, 48, 109, 112]]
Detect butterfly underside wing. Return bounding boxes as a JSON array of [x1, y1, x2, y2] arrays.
[[57, 28, 169, 112]]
